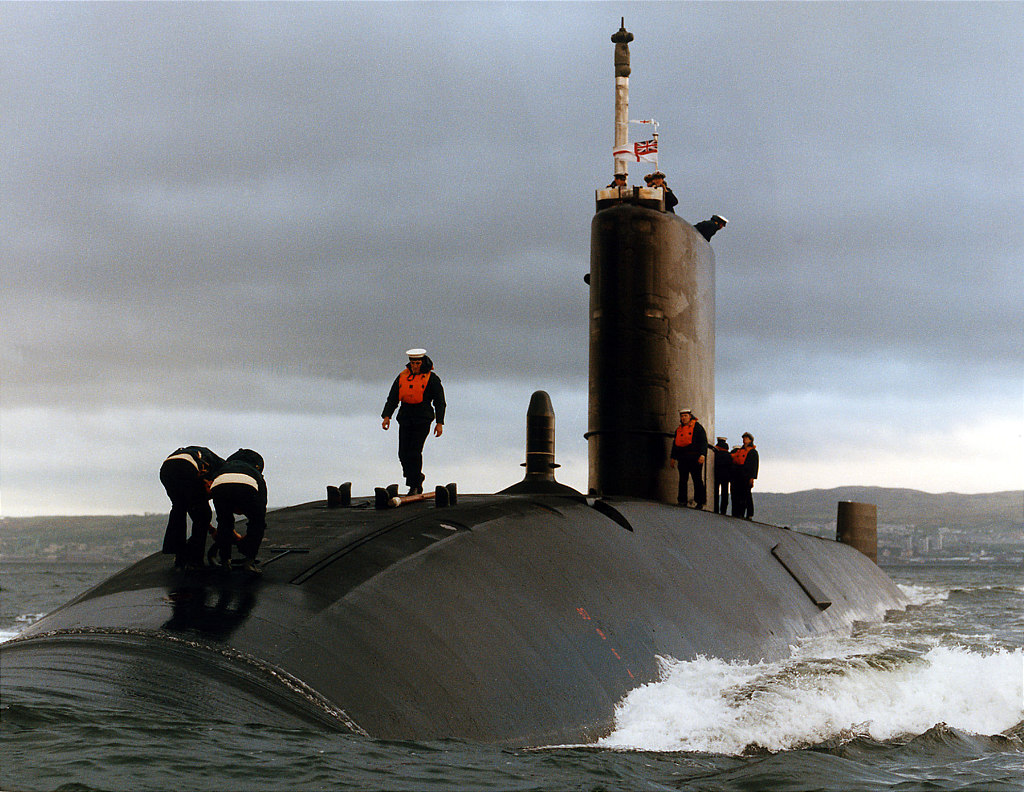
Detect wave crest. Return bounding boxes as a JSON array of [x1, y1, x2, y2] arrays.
[[600, 645, 1023, 754]]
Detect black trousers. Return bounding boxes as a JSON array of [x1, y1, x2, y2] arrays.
[[159, 458, 211, 561], [398, 421, 431, 487], [715, 476, 729, 514], [677, 455, 706, 506], [211, 483, 266, 561], [731, 478, 754, 519]]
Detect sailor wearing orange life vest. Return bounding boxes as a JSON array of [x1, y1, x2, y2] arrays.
[[668, 409, 708, 508], [381, 348, 446, 494], [730, 432, 759, 520]]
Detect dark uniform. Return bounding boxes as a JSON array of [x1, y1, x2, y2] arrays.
[[645, 171, 678, 213], [159, 446, 224, 567], [670, 412, 708, 508], [382, 353, 446, 493], [711, 438, 732, 514], [661, 184, 679, 213], [730, 435, 759, 520], [209, 449, 267, 569], [694, 215, 728, 241]]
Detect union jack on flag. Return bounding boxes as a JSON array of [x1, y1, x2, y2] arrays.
[[634, 139, 658, 159], [614, 139, 659, 163]]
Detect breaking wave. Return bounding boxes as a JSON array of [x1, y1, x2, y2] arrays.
[[897, 582, 951, 607], [600, 638, 1023, 754]]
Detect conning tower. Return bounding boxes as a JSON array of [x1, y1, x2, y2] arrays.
[[588, 21, 715, 504]]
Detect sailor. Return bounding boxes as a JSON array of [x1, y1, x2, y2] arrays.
[[669, 409, 708, 508], [730, 432, 759, 520], [159, 446, 224, 569], [711, 437, 732, 515], [646, 171, 678, 213], [694, 214, 728, 241], [606, 172, 627, 189], [209, 449, 267, 575], [381, 348, 446, 494]]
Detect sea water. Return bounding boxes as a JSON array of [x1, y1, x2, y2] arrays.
[[2, 560, 1021, 792]]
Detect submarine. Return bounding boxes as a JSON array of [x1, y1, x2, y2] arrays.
[[0, 24, 906, 747]]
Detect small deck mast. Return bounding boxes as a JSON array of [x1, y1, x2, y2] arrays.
[[611, 19, 633, 179]]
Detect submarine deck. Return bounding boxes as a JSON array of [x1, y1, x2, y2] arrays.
[[4, 492, 907, 745]]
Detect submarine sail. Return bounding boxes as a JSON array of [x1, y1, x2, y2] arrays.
[[590, 19, 715, 504]]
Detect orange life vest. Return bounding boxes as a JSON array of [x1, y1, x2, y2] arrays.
[[398, 371, 431, 404], [674, 424, 695, 448], [731, 445, 755, 466]]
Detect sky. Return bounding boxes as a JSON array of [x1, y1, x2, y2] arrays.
[[2, 2, 1022, 516]]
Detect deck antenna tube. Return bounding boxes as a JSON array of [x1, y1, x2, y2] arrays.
[[611, 19, 633, 180], [501, 390, 577, 495]]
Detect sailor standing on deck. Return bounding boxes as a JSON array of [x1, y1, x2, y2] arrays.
[[711, 437, 732, 514], [210, 449, 267, 575], [159, 446, 224, 568], [669, 409, 708, 508], [730, 433, 759, 520], [381, 348, 446, 494]]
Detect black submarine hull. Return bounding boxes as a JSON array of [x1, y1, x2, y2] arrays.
[[2, 493, 906, 745]]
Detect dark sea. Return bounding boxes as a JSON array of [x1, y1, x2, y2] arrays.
[[1, 560, 1021, 792]]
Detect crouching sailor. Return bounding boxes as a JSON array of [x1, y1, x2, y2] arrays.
[[209, 449, 267, 575], [160, 446, 224, 569]]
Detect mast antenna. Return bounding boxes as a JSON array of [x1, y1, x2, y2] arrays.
[[611, 20, 634, 178]]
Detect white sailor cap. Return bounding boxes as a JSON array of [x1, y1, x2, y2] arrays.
[[406, 348, 427, 358]]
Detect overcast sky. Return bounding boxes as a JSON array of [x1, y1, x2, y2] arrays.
[[2, 2, 1021, 516]]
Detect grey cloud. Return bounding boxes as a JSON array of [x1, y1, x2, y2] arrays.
[[3, 3, 1022, 511]]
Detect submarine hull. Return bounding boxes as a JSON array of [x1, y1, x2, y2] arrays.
[[3, 494, 906, 745]]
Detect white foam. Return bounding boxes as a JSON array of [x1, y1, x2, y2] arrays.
[[600, 646, 1024, 754], [897, 582, 951, 607], [0, 613, 46, 645]]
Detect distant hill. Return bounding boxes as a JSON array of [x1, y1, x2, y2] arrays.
[[1, 513, 166, 543], [1, 488, 1020, 560], [754, 487, 1022, 533], [0, 514, 167, 561]]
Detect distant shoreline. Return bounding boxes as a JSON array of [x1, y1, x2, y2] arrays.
[[2, 488, 1020, 565], [882, 560, 1022, 570], [1, 557, 132, 565]]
